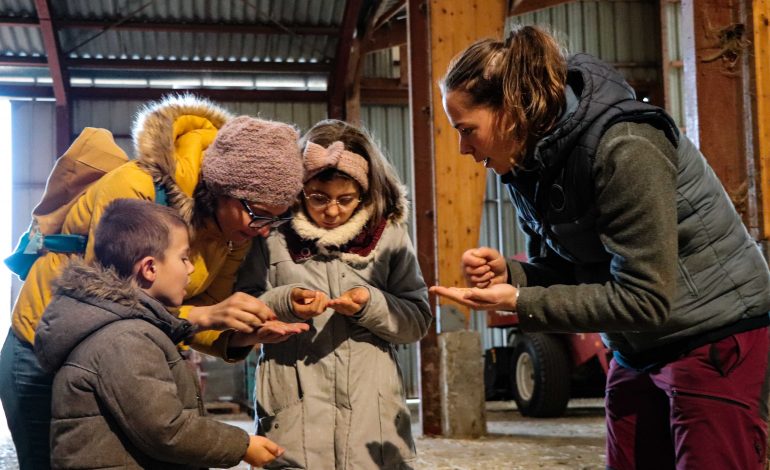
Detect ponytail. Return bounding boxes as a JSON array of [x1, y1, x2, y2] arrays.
[[441, 25, 567, 160]]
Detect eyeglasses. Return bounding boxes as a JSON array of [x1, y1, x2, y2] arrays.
[[240, 199, 293, 230], [302, 191, 361, 210]]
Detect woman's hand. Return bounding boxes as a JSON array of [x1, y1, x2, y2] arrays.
[[229, 321, 310, 347], [290, 288, 329, 320], [243, 435, 284, 467], [186, 292, 277, 333], [429, 283, 519, 311], [462, 247, 508, 288], [328, 287, 370, 316]]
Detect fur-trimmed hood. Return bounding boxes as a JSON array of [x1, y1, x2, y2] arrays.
[[34, 259, 194, 373], [133, 94, 232, 225]]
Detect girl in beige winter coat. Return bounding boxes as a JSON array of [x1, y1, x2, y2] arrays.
[[237, 119, 432, 470]]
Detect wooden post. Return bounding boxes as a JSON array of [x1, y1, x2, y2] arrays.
[[753, 0, 770, 243], [408, 0, 506, 436], [681, 0, 756, 230]]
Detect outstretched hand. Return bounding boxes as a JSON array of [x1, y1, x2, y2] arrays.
[[187, 292, 276, 333], [462, 247, 508, 288], [291, 288, 329, 320], [328, 287, 370, 316], [429, 283, 519, 311], [229, 320, 310, 347]]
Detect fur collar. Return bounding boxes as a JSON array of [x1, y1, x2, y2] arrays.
[[284, 206, 387, 267], [54, 258, 143, 309], [132, 94, 232, 225]]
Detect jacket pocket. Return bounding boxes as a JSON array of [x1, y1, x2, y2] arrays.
[[376, 394, 416, 468], [260, 401, 306, 469], [677, 258, 699, 297], [257, 354, 302, 416]]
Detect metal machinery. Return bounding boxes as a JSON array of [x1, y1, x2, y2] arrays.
[[484, 310, 610, 417]]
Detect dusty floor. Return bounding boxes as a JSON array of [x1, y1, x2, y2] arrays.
[[0, 399, 606, 469]]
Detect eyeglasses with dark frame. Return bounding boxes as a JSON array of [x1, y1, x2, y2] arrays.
[[240, 199, 293, 230]]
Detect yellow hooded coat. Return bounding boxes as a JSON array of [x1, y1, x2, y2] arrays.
[[12, 95, 249, 360]]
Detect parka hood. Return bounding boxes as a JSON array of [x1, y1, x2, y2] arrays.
[[132, 94, 232, 225], [34, 259, 195, 373]]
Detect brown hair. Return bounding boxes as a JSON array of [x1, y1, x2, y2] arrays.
[[440, 25, 568, 161], [300, 119, 407, 227], [94, 199, 189, 278]]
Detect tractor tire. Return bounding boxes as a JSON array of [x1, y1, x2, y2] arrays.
[[510, 333, 571, 417]]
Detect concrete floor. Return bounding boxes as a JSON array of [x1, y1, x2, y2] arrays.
[[0, 399, 606, 469]]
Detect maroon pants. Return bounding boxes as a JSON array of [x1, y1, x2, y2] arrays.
[[605, 326, 770, 470]]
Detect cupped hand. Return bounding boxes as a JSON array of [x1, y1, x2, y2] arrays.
[[461, 247, 508, 288], [429, 283, 518, 311], [290, 288, 329, 320], [328, 287, 370, 316], [243, 435, 285, 467], [229, 320, 310, 347], [186, 292, 277, 333]]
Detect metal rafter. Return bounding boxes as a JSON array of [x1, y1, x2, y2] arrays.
[[0, 84, 327, 102], [327, 0, 364, 120], [0, 56, 330, 74]]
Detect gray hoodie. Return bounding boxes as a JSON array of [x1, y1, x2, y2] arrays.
[[34, 259, 250, 469]]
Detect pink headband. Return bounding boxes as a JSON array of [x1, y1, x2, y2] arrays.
[[303, 141, 369, 192]]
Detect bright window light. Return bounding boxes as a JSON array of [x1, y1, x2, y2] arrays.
[[0, 99, 11, 327]]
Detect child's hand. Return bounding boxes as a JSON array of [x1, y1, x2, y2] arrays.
[[243, 435, 284, 467], [328, 287, 370, 316], [290, 288, 329, 320], [229, 320, 310, 347]]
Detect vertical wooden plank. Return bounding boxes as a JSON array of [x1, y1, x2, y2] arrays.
[[682, 0, 751, 222], [408, 0, 506, 437], [754, 0, 770, 241], [429, 0, 506, 322], [407, 0, 440, 437]]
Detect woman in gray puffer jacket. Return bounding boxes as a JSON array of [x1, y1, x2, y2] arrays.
[[433, 25, 770, 470]]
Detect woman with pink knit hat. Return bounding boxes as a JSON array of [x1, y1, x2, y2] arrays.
[[238, 119, 432, 470], [0, 95, 309, 469]]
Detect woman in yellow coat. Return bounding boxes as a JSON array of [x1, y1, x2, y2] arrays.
[[0, 95, 308, 469]]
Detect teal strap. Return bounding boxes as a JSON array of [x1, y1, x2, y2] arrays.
[[43, 234, 87, 253], [154, 183, 168, 206]]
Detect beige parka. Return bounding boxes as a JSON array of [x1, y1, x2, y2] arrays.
[[237, 201, 431, 470]]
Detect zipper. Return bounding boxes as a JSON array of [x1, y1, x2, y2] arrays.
[[671, 389, 749, 410]]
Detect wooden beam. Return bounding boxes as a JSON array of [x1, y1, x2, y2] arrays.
[[681, 0, 756, 228], [0, 85, 327, 102], [34, 0, 68, 106], [34, 0, 70, 155], [407, 0, 439, 438], [753, 0, 770, 242], [511, 0, 575, 15], [363, 18, 407, 53], [327, 0, 364, 120], [360, 77, 408, 104], [373, 0, 406, 30], [408, 0, 506, 439]]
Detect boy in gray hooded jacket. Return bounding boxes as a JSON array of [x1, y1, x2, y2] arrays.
[[34, 199, 284, 469]]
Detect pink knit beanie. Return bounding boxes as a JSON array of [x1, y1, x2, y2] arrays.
[[202, 116, 303, 207]]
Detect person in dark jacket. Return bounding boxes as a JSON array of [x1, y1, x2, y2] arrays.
[[34, 199, 286, 469], [432, 25, 770, 469]]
